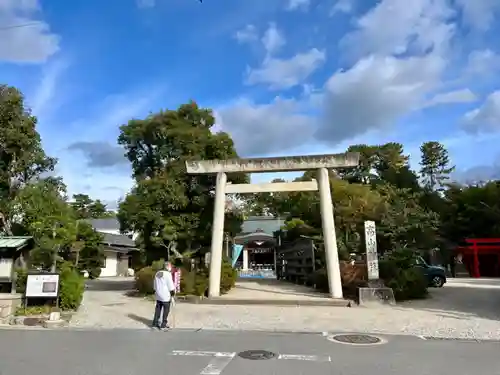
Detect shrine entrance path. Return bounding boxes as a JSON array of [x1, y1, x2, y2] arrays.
[[209, 279, 349, 306]]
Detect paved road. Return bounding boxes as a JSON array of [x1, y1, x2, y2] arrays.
[[0, 329, 499, 375]]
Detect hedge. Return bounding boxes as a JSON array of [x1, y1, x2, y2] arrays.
[[15, 261, 85, 311], [134, 259, 237, 297], [309, 256, 428, 301]]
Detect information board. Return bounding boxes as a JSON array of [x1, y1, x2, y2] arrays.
[[364, 220, 379, 280], [25, 273, 60, 298]]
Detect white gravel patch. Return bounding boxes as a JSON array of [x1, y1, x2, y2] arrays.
[[70, 286, 500, 340]]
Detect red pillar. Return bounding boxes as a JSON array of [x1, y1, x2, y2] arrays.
[[472, 243, 480, 278], [497, 253, 500, 277]]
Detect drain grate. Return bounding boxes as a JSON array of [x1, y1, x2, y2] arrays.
[[330, 334, 381, 345], [238, 350, 276, 360]]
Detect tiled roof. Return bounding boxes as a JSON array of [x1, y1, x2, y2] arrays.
[[0, 236, 32, 249], [241, 216, 285, 235], [88, 218, 121, 231], [100, 232, 136, 248]]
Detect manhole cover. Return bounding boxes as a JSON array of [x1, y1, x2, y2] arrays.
[[238, 350, 276, 360], [23, 317, 43, 326], [330, 334, 381, 345]]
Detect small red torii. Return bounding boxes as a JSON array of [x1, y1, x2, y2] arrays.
[[456, 238, 500, 277]]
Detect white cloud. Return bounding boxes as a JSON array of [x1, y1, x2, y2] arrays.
[[316, 54, 445, 143], [426, 89, 477, 107], [219, 0, 500, 156], [331, 0, 353, 15], [246, 48, 326, 90], [465, 49, 500, 76], [136, 0, 156, 8], [216, 97, 314, 156], [261, 23, 285, 55], [234, 24, 258, 44], [341, 0, 455, 59], [455, 0, 500, 31], [286, 0, 310, 11], [463, 91, 500, 133], [29, 59, 68, 118], [0, 0, 60, 63]]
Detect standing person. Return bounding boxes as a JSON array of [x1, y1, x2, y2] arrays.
[[152, 262, 176, 330], [449, 254, 456, 278]]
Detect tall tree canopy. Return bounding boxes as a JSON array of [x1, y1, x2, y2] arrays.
[[0, 85, 56, 235], [420, 141, 455, 191], [71, 193, 113, 219], [0, 85, 104, 273], [117, 102, 247, 262]]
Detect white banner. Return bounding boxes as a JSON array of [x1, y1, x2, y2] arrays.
[[173, 269, 181, 293]]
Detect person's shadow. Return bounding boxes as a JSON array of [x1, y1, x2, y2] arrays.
[[127, 313, 152, 328]]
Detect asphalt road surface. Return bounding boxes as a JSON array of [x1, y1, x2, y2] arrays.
[[1, 328, 499, 375]]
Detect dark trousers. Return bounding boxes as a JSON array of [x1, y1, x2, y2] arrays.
[[152, 300, 171, 328]]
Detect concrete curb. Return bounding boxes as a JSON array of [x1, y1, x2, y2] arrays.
[[177, 296, 352, 307]]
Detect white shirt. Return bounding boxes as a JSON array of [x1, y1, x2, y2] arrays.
[[153, 270, 175, 302]]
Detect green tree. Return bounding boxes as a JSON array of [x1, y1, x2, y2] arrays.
[[71, 193, 112, 219], [0, 85, 56, 235], [89, 199, 109, 218], [14, 179, 77, 270], [339, 143, 409, 185], [419, 141, 455, 191], [73, 221, 105, 278], [117, 102, 247, 263]]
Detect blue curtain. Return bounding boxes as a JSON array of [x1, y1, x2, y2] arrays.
[[231, 244, 244, 267]]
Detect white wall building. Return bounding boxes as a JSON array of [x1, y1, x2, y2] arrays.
[[88, 219, 138, 277]]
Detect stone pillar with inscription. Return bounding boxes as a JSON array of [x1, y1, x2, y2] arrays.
[[317, 167, 343, 299], [364, 220, 382, 287], [358, 220, 396, 306], [208, 172, 227, 298]]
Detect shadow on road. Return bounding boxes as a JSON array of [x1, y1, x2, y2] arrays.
[[397, 282, 500, 321]]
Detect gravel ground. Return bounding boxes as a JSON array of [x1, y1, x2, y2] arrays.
[[68, 277, 500, 340]]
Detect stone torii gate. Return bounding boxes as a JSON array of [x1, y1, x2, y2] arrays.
[[185, 153, 360, 299]]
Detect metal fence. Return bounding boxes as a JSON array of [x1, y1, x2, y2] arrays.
[[276, 238, 315, 284]]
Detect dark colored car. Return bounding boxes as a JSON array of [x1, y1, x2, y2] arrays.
[[415, 256, 447, 288]]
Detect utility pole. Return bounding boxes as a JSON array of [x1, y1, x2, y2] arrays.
[[51, 223, 59, 273]]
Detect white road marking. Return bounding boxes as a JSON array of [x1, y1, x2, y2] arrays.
[[171, 350, 224, 357], [200, 352, 236, 375], [278, 354, 331, 362], [170, 350, 331, 363]]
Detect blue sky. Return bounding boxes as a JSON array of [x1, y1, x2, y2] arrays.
[[1, 0, 500, 208]]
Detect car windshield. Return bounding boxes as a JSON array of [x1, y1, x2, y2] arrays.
[[415, 256, 429, 266]]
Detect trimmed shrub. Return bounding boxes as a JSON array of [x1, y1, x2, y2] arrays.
[[134, 258, 237, 297], [135, 266, 156, 295], [310, 254, 427, 301], [13, 263, 84, 311], [309, 262, 367, 298], [379, 259, 428, 300], [220, 259, 237, 294], [87, 267, 101, 280], [58, 262, 85, 311]]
